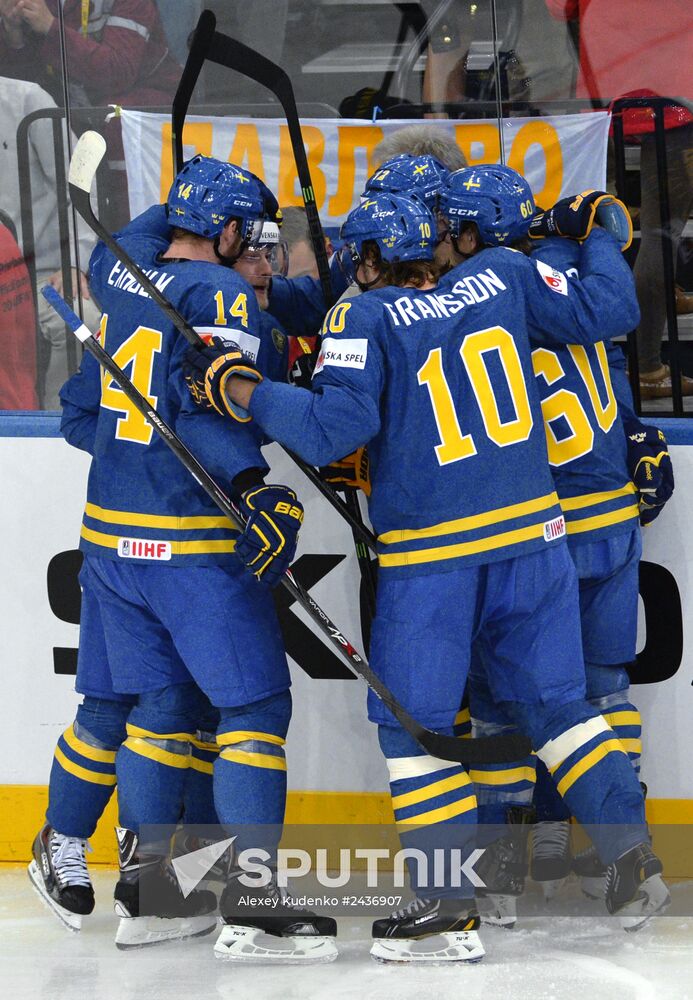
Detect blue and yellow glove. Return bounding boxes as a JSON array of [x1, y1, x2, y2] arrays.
[[624, 419, 674, 525], [530, 190, 633, 251], [235, 484, 304, 586], [184, 342, 263, 421]]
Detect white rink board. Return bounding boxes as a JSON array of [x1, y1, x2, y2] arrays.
[[0, 435, 691, 799]]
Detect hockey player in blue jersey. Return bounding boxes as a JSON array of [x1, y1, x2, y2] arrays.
[[186, 176, 667, 961], [441, 190, 674, 923], [30, 156, 337, 961]]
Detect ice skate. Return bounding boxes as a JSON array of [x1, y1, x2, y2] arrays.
[[605, 843, 670, 931], [215, 871, 337, 964], [572, 844, 607, 900], [370, 897, 484, 963], [475, 805, 533, 926], [27, 824, 94, 931], [531, 820, 572, 900], [113, 828, 218, 950]]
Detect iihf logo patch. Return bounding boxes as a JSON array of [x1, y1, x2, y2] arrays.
[[543, 515, 566, 542], [117, 538, 172, 560]]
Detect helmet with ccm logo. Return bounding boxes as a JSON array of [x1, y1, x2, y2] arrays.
[[340, 192, 436, 263], [363, 154, 450, 213], [166, 155, 280, 241], [438, 164, 535, 246]]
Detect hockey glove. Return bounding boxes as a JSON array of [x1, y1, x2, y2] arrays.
[[235, 484, 304, 586], [530, 191, 633, 250], [624, 419, 674, 525], [184, 343, 262, 421], [319, 447, 371, 496], [288, 345, 320, 389]]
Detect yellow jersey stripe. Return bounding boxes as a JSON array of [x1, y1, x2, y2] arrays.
[[603, 711, 641, 728], [219, 748, 287, 772], [559, 483, 636, 512], [469, 765, 536, 786], [555, 739, 627, 797], [391, 771, 471, 810], [123, 737, 189, 769], [126, 724, 193, 742], [84, 502, 232, 531], [63, 725, 116, 763], [54, 746, 117, 786], [564, 505, 639, 536], [397, 794, 477, 827], [378, 492, 559, 545], [217, 730, 286, 748], [80, 525, 237, 555], [379, 521, 553, 568]]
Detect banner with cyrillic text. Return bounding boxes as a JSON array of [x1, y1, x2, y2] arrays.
[[120, 110, 611, 228]]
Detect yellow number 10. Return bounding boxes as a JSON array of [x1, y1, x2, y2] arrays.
[[417, 326, 533, 466]]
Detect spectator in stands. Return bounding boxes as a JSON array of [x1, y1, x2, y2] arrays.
[[0, 0, 183, 229], [0, 76, 100, 408], [372, 124, 468, 171], [545, 0, 693, 399], [0, 214, 38, 409]]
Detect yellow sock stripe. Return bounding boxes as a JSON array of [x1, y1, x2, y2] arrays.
[[54, 746, 117, 786], [454, 708, 470, 725], [189, 757, 215, 775], [217, 731, 286, 748], [219, 748, 287, 771], [126, 724, 193, 742], [620, 738, 642, 755], [391, 770, 471, 810], [190, 737, 220, 752], [555, 739, 627, 797], [603, 711, 641, 728], [396, 794, 476, 827], [469, 765, 536, 786], [63, 725, 117, 763], [123, 737, 189, 770]]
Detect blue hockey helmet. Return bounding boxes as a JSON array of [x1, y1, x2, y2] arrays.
[[340, 192, 436, 265], [166, 155, 280, 241], [363, 154, 450, 213], [438, 165, 535, 247]]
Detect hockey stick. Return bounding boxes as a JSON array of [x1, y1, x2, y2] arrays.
[[172, 10, 332, 309], [44, 286, 531, 765], [183, 22, 380, 619], [69, 129, 376, 553]]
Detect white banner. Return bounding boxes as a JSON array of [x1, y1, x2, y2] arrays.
[[1, 433, 692, 801], [120, 110, 611, 229]]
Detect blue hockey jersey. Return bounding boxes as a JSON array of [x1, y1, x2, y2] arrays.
[[117, 204, 348, 338], [529, 237, 639, 544], [247, 229, 640, 576], [62, 232, 269, 566]]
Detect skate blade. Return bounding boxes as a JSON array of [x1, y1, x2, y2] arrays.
[[620, 876, 671, 933], [27, 860, 83, 932], [479, 895, 516, 929], [115, 912, 218, 950], [541, 877, 568, 902], [580, 875, 605, 900], [214, 924, 338, 964], [370, 930, 485, 964]]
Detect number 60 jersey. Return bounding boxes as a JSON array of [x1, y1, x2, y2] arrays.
[[247, 229, 640, 578]]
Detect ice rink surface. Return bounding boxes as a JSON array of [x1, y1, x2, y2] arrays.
[[2, 869, 692, 1000]]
